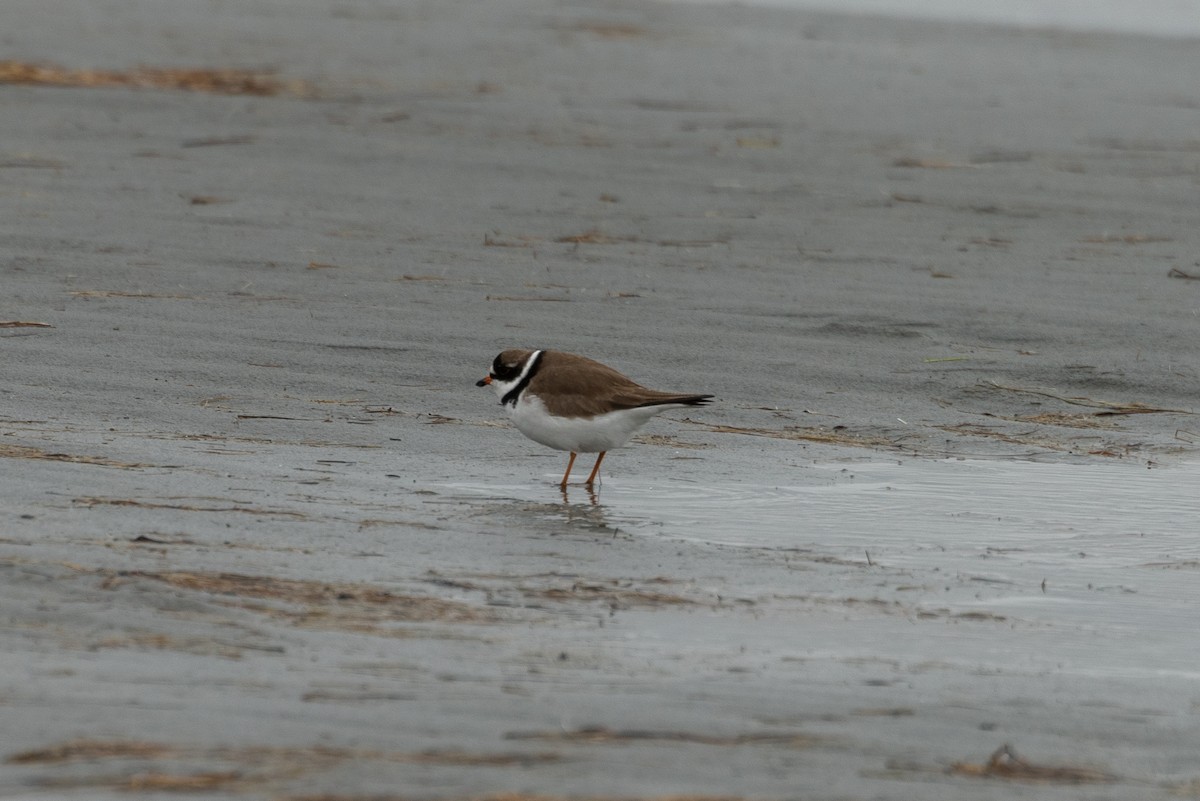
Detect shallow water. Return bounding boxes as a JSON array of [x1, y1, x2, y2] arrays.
[[456, 458, 1199, 553], [674, 0, 1200, 39], [608, 458, 1198, 553], [448, 458, 1200, 678]]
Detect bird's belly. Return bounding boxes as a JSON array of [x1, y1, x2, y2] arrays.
[[509, 395, 654, 453]]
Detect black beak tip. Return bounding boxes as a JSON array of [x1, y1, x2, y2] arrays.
[[475, 378, 488, 387]]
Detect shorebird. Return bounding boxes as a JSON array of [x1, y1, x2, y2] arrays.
[[476, 349, 712, 487]]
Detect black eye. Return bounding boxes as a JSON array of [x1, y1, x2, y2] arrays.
[[491, 355, 521, 381]]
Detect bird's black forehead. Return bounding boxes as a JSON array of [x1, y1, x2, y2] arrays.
[[491, 352, 523, 381]]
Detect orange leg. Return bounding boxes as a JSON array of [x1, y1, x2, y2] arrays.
[[584, 451, 607, 486], [559, 452, 578, 488]]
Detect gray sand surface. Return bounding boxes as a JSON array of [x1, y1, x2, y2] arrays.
[[2, 1, 1199, 798]]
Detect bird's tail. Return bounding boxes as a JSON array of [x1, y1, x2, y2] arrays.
[[636, 393, 714, 409]]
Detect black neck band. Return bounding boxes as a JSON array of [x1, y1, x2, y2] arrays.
[[502, 350, 543, 407]]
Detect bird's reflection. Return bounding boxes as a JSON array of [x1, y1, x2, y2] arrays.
[[546, 481, 628, 537], [559, 482, 600, 507], [444, 479, 627, 537]]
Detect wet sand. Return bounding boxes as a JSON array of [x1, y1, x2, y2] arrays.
[[3, 0, 1200, 798]]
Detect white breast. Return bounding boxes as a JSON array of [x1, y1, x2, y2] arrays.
[[507, 393, 675, 453]]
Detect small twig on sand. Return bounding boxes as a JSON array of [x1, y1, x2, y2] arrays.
[[982, 381, 1195, 416]]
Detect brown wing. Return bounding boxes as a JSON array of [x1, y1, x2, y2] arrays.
[[611, 389, 714, 410], [532, 350, 712, 417]]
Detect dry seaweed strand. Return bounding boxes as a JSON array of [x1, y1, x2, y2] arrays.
[[0, 444, 146, 468], [70, 289, 197, 300], [6, 739, 563, 796], [74, 497, 308, 518], [703, 422, 898, 449], [7, 740, 177, 764], [506, 726, 817, 748], [111, 570, 492, 625], [936, 423, 1070, 451], [483, 232, 540, 247], [555, 228, 633, 244], [892, 156, 974, 169], [982, 381, 1195, 416], [485, 295, 571, 302], [528, 584, 696, 607], [631, 433, 712, 449], [950, 744, 1116, 784], [565, 21, 650, 38], [0, 60, 309, 96], [1007, 412, 1117, 429], [124, 773, 242, 791]]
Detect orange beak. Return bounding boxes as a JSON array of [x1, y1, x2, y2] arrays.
[[475, 375, 492, 387]]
